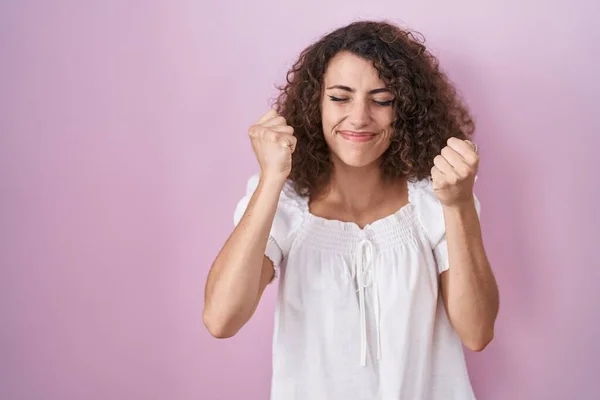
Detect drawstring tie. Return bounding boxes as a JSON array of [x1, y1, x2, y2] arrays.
[[353, 238, 381, 366]]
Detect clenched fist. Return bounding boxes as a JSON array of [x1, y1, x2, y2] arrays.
[[431, 137, 479, 208], [248, 109, 297, 183]]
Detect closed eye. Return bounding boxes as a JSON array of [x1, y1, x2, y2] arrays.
[[328, 95, 348, 102], [328, 95, 393, 107]]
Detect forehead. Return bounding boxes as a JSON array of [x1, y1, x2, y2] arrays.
[[323, 51, 386, 88]]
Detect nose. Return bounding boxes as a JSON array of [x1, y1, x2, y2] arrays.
[[348, 100, 371, 129]]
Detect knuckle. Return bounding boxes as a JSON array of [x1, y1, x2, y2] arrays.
[[248, 125, 258, 136], [447, 137, 459, 146], [455, 164, 467, 176]]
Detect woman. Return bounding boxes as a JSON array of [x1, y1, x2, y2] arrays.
[[203, 20, 499, 400]]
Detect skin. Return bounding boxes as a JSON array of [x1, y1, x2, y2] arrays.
[[202, 110, 294, 339], [432, 137, 499, 351], [310, 51, 407, 227], [203, 51, 499, 351]]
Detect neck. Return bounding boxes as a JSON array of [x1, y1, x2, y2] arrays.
[[319, 160, 398, 213]]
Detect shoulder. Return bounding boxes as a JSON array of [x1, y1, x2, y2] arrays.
[[234, 173, 308, 233], [241, 173, 308, 210]]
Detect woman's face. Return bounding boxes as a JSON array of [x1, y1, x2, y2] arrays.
[[321, 51, 396, 169]]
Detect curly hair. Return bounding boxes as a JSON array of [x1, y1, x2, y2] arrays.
[[273, 20, 475, 197]]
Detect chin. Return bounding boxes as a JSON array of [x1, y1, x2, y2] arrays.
[[335, 152, 381, 169]]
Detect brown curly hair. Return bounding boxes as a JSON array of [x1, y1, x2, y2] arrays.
[[273, 20, 475, 197]]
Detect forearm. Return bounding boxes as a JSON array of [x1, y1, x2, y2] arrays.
[[441, 198, 499, 350], [203, 176, 283, 335]]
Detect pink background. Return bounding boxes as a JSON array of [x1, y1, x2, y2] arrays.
[[1, 1, 598, 399]]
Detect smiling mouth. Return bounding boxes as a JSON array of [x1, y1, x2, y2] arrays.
[[337, 130, 378, 143]]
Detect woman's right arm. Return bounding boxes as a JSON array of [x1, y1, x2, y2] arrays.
[[203, 176, 284, 338], [203, 109, 296, 338]]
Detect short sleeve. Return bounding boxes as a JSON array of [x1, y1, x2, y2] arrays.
[[233, 173, 306, 271], [411, 178, 481, 274]]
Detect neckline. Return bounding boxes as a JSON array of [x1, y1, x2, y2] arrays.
[[306, 201, 415, 232], [304, 179, 420, 232]]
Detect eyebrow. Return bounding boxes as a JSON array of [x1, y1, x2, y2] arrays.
[[326, 85, 391, 94]]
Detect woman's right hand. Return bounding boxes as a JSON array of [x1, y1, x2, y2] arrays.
[[248, 109, 296, 183]]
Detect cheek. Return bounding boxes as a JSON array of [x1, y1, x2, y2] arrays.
[[321, 104, 343, 131], [376, 108, 395, 127], [377, 112, 395, 143]]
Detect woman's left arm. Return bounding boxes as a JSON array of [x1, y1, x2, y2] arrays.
[[432, 137, 500, 352], [440, 199, 499, 351]]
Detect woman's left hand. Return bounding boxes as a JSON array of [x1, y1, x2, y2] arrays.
[[431, 137, 479, 208]]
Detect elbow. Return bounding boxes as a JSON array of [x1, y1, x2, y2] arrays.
[[463, 329, 494, 352], [202, 309, 239, 339]]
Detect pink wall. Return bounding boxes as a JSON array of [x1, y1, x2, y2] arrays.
[[1, 1, 597, 399]]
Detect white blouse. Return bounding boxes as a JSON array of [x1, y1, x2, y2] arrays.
[[234, 174, 481, 400]]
